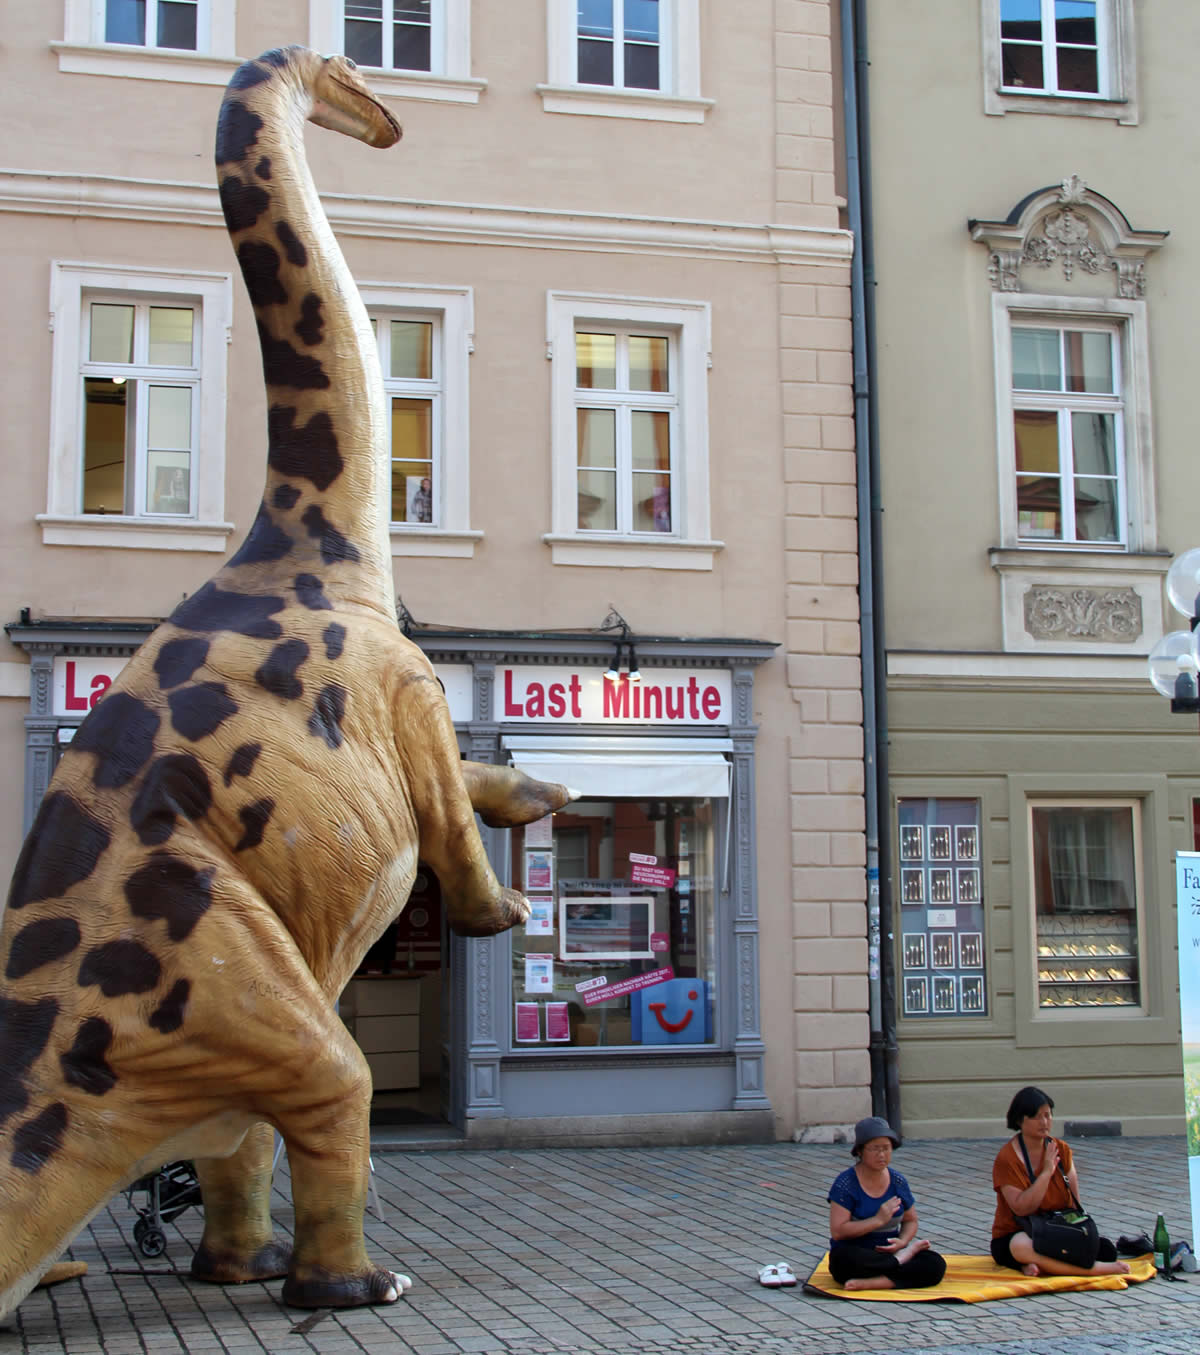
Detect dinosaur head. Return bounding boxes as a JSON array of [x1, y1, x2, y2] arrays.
[[310, 53, 402, 149]]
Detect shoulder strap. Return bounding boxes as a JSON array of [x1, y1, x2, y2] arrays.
[[1015, 1135, 1085, 1212]]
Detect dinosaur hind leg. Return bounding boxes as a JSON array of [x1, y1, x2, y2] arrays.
[[192, 1122, 291, 1284], [460, 761, 579, 828]]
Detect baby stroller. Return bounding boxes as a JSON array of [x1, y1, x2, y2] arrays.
[[123, 1161, 203, 1258]]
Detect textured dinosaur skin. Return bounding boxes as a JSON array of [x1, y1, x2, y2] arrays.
[[0, 47, 574, 1317]]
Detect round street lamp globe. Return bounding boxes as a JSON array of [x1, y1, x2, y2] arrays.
[[1147, 629, 1199, 700], [1166, 548, 1200, 621]]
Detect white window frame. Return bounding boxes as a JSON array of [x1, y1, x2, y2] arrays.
[[1026, 797, 1147, 1017], [41, 263, 233, 552], [540, 0, 712, 123], [992, 293, 1154, 554], [309, 0, 486, 104], [981, 0, 1138, 123], [546, 291, 718, 570], [55, 0, 238, 85], [359, 283, 480, 558], [1007, 319, 1126, 548]]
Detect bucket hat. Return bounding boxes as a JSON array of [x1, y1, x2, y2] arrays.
[[852, 1115, 901, 1153]]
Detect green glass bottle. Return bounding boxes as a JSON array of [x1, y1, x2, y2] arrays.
[[1153, 1213, 1170, 1272]]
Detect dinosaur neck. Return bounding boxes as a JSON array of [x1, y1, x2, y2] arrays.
[[218, 61, 393, 611]]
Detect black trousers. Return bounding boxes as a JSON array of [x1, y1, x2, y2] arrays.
[[829, 1243, 947, 1289]]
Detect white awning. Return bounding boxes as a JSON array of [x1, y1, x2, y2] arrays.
[[502, 735, 731, 799]]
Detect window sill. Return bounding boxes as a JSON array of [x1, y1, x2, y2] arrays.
[[37, 514, 234, 551], [984, 86, 1136, 125], [536, 84, 714, 124], [50, 42, 240, 86], [359, 69, 487, 105], [389, 528, 483, 559], [543, 533, 722, 571]]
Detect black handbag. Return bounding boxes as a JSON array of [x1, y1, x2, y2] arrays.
[[1014, 1136, 1100, 1268]]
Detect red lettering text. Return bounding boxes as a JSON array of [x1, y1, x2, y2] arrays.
[[687, 676, 701, 720], [503, 668, 524, 716], [603, 676, 631, 718], [701, 685, 720, 720], [569, 673, 582, 717], [525, 682, 545, 718], [63, 660, 89, 712], [548, 682, 566, 718]]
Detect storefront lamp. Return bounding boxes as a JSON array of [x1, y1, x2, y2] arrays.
[[599, 606, 640, 682], [1148, 550, 1200, 714]]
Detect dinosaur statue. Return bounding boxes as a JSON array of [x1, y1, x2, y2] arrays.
[[0, 46, 574, 1317]]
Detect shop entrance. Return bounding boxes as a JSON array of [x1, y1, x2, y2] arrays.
[[339, 864, 452, 1129]]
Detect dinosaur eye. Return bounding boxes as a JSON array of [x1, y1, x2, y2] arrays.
[[344, 57, 358, 71]]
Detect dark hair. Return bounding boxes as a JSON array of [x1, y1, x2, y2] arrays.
[[1006, 1085, 1054, 1131]]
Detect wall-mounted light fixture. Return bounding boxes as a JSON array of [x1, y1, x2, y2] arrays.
[[599, 606, 641, 683]]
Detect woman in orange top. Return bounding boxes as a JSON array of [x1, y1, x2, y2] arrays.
[[991, 1086, 1130, 1277]]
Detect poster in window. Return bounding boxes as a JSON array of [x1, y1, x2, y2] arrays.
[[151, 466, 189, 513], [933, 976, 957, 1013], [928, 826, 952, 860], [958, 932, 983, 969], [524, 897, 554, 937], [900, 825, 924, 861], [514, 1002, 541, 1042], [955, 825, 979, 861], [929, 868, 954, 904], [930, 932, 956, 969], [956, 867, 980, 904], [901, 868, 924, 905], [559, 896, 654, 961], [959, 975, 985, 1012], [903, 976, 928, 1015], [525, 849, 553, 893], [902, 933, 927, 970], [405, 474, 432, 523], [545, 1002, 571, 1042]]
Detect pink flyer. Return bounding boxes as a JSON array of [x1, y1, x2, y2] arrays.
[[514, 1002, 541, 1042], [545, 1002, 571, 1042]]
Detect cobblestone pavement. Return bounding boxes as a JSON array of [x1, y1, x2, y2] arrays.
[[7, 1134, 1200, 1354]]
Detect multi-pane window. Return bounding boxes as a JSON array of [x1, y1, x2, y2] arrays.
[[1031, 803, 1141, 1009], [81, 300, 198, 518], [104, 0, 199, 50], [1000, 0, 1104, 96], [575, 330, 675, 534], [577, 0, 661, 91], [373, 315, 440, 525], [1011, 324, 1124, 545], [344, 0, 434, 72]]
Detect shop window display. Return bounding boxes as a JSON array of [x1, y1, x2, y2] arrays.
[[897, 798, 988, 1018], [510, 796, 716, 1048]]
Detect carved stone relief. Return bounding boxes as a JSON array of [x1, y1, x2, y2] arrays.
[[1023, 584, 1142, 643]]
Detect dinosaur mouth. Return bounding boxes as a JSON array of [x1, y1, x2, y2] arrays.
[[327, 74, 402, 147]]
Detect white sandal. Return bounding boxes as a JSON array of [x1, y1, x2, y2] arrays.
[[758, 1262, 797, 1288]]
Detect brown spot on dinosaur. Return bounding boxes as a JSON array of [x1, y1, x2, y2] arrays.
[[0, 45, 576, 1322]]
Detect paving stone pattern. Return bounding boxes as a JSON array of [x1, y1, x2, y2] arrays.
[[9, 1135, 1200, 1354]]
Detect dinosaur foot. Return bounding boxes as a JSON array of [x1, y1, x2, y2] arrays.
[[282, 1265, 412, 1309], [191, 1239, 293, 1284], [448, 886, 530, 938], [37, 1262, 88, 1289]]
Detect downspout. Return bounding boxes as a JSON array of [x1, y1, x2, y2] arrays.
[[840, 0, 901, 1131]]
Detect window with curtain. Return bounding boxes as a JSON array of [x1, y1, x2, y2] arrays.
[[1011, 323, 1125, 545], [371, 313, 441, 526], [1030, 802, 1141, 1008], [575, 328, 676, 535]]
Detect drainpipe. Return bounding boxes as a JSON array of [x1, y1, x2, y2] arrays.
[[840, 0, 901, 1132]]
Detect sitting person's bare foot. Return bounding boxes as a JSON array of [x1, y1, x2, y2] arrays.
[[894, 1237, 931, 1265], [1021, 1262, 1041, 1277], [843, 1276, 896, 1291], [1096, 1259, 1131, 1275]]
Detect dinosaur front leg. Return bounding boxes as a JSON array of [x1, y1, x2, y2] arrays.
[[460, 761, 578, 827], [191, 1122, 291, 1283]]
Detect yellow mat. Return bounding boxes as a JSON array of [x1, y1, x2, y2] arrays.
[[803, 1252, 1156, 1302]]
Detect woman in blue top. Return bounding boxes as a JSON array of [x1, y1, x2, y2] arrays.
[[827, 1117, 947, 1290]]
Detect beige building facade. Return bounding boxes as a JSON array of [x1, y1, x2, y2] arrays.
[[0, 3, 866, 1142], [866, 0, 1197, 1135]]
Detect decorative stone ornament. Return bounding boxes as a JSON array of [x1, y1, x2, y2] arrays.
[[969, 177, 1167, 296], [1023, 585, 1142, 644]]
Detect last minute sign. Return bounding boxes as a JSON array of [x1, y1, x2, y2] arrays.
[[496, 665, 730, 725]]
